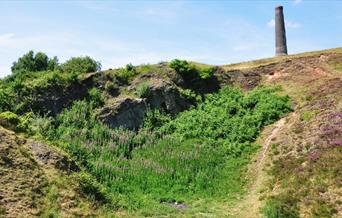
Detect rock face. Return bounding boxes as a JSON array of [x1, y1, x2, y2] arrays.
[[98, 97, 146, 130], [98, 74, 191, 130], [141, 77, 190, 114]]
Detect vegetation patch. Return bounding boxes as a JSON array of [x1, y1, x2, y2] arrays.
[[26, 85, 291, 215], [169, 59, 215, 81]]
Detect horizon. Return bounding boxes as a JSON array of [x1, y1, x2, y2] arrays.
[[1, 0, 342, 77]]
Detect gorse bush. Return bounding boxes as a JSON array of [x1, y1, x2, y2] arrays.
[[32, 85, 291, 210]]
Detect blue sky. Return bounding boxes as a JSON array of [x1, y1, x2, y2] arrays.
[[0, 0, 342, 77]]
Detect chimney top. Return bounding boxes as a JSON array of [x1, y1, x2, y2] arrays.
[[275, 5, 283, 10]]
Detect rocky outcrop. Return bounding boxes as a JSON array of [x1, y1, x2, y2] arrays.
[[130, 75, 191, 114], [98, 97, 146, 130], [146, 79, 190, 114], [98, 74, 192, 130]]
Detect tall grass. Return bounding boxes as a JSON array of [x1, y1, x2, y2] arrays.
[[31, 85, 291, 211]]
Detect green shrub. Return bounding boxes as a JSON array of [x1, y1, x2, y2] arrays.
[[60, 56, 101, 74], [198, 67, 215, 79], [88, 88, 104, 107], [125, 63, 134, 71], [115, 64, 138, 83], [179, 88, 202, 103], [169, 59, 197, 80], [135, 82, 150, 98], [143, 109, 172, 130], [0, 111, 20, 130], [28, 113, 54, 136], [169, 59, 214, 81], [300, 110, 315, 121], [0, 88, 14, 112], [11, 50, 59, 74]]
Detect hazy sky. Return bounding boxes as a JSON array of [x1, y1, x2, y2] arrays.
[[1, 0, 342, 77]]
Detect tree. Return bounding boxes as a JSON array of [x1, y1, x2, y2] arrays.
[[60, 56, 101, 74], [11, 50, 59, 74]]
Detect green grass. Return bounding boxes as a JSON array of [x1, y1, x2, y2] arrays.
[[26, 85, 291, 215]]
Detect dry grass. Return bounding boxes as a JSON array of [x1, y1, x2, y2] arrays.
[[0, 127, 108, 217], [221, 47, 342, 71]]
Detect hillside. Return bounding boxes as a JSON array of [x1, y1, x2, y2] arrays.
[[0, 48, 341, 217]]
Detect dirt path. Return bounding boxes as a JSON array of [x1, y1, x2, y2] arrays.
[[228, 115, 290, 218]]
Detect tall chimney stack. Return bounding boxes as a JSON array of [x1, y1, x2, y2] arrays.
[[275, 6, 288, 56]]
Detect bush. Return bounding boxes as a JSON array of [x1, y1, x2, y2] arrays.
[[0, 111, 20, 130], [143, 109, 172, 130], [88, 88, 104, 107], [0, 88, 14, 112], [115, 64, 138, 83], [28, 113, 54, 136], [169, 59, 214, 81], [135, 82, 150, 98], [169, 59, 197, 80], [11, 51, 59, 74], [179, 89, 202, 103], [60, 56, 101, 74], [198, 67, 214, 79]]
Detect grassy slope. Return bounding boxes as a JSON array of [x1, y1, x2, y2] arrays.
[[108, 48, 342, 217], [0, 127, 109, 217], [225, 48, 342, 218], [1, 47, 341, 217]]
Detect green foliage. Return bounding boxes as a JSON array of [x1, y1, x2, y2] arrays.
[[76, 172, 112, 204], [105, 81, 117, 93], [28, 113, 53, 136], [11, 51, 59, 74], [135, 82, 150, 98], [262, 198, 299, 218], [0, 88, 14, 112], [32, 85, 291, 212], [125, 63, 134, 71], [198, 66, 214, 79], [179, 88, 202, 103], [169, 59, 214, 81], [300, 110, 315, 121], [0, 111, 32, 132], [143, 109, 172, 130], [115, 64, 138, 83], [0, 111, 20, 129], [88, 88, 104, 107], [160, 86, 291, 143], [60, 56, 101, 74]]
